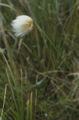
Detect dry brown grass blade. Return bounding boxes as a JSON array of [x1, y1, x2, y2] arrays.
[[0, 15, 19, 81]]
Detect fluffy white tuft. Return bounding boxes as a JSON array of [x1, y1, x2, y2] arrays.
[[11, 15, 33, 37]]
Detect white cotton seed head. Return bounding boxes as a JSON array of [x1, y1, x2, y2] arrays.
[[11, 15, 33, 37]]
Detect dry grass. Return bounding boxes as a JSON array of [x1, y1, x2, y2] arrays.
[[0, 0, 79, 120]]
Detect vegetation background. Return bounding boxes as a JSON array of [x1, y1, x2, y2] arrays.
[[0, 0, 79, 120]]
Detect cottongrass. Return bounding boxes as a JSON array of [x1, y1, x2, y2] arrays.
[[11, 15, 33, 37]]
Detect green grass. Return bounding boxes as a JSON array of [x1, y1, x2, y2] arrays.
[[0, 0, 79, 120]]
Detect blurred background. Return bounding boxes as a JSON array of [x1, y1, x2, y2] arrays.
[[0, 0, 79, 120]]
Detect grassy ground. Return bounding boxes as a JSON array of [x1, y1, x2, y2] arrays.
[[0, 0, 79, 120]]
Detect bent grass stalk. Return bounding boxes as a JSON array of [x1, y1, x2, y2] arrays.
[[3, 54, 24, 119]]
